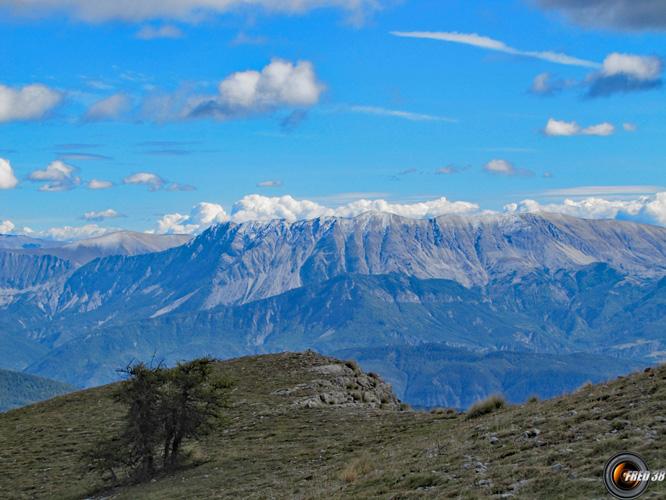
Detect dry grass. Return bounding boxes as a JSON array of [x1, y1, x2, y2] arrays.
[[1, 352, 665, 499], [339, 455, 374, 482], [465, 394, 506, 419]]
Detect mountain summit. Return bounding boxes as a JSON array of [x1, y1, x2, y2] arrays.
[[1, 212, 666, 407], [56, 212, 666, 317]]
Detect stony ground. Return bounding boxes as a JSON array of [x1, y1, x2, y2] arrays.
[[0, 351, 664, 499]]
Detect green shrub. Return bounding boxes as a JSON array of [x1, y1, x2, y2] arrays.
[[466, 394, 506, 419]]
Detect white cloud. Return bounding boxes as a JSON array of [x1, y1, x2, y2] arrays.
[[531, 72, 553, 94], [136, 24, 183, 39], [155, 202, 229, 234], [256, 180, 283, 187], [348, 105, 457, 123], [390, 31, 600, 68], [587, 53, 663, 97], [644, 193, 666, 225], [543, 118, 615, 136], [122, 172, 194, 191], [0, 83, 62, 122], [544, 118, 580, 136], [153, 195, 481, 233], [185, 59, 324, 120], [0, 219, 15, 233], [530, 72, 577, 96], [623, 122, 638, 132], [83, 209, 124, 221], [28, 160, 81, 191], [87, 179, 114, 190], [230, 194, 330, 223], [505, 197, 644, 219], [0, 0, 379, 23], [40, 224, 113, 241], [435, 166, 464, 175], [331, 197, 479, 219], [505, 193, 666, 226], [123, 172, 165, 191], [84, 94, 131, 121], [483, 159, 533, 176], [582, 122, 615, 136], [602, 53, 662, 81], [0, 158, 18, 189]]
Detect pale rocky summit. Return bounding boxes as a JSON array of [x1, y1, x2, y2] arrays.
[[52, 212, 666, 318]]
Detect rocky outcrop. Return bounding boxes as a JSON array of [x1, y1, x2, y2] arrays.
[[272, 357, 402, 410]]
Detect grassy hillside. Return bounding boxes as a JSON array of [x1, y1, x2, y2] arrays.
[[1, 352, 664, 499], [0, 369, 74, 412]]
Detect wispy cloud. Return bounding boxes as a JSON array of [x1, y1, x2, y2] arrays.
[[87, 179, 113, 190], [256, 180, 283, 188], [477, 147, 536, 153], [57, 152, 112, 161], [231, 32, 268, 46], [54, 143, 102, 150], [83, 209, 124, 221], [530, 72, 577, 96], [348, 105, 457, 123], [84, 93, 132, 122], [483, 159, 534, 177], [136, 24, 183, 40], [435, 165, 467, 175], [542, 185, 665, 197], [122, 172, 195, 192], [391, 31, 600, 68]]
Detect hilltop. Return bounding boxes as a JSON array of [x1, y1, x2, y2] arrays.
[[1, 351, 664, 499]]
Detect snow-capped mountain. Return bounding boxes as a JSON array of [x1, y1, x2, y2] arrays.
[[2, 212, 666, 407], [55, 212, 666, 318]]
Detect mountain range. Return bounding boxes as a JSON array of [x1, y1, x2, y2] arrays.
[[1, 212, 665, 408], [0, 368, 74, 412]]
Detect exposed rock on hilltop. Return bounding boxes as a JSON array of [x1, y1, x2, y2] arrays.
[[272, 355, 402, 409]]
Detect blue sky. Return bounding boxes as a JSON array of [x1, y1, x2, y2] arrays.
[[0, 0, 665, 238]]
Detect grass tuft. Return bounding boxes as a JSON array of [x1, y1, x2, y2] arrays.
[[339, 455, 374, 483], [466, 394, 506, 419]]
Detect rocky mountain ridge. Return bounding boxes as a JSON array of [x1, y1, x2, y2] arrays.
[[1, 212, 666, 408]]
